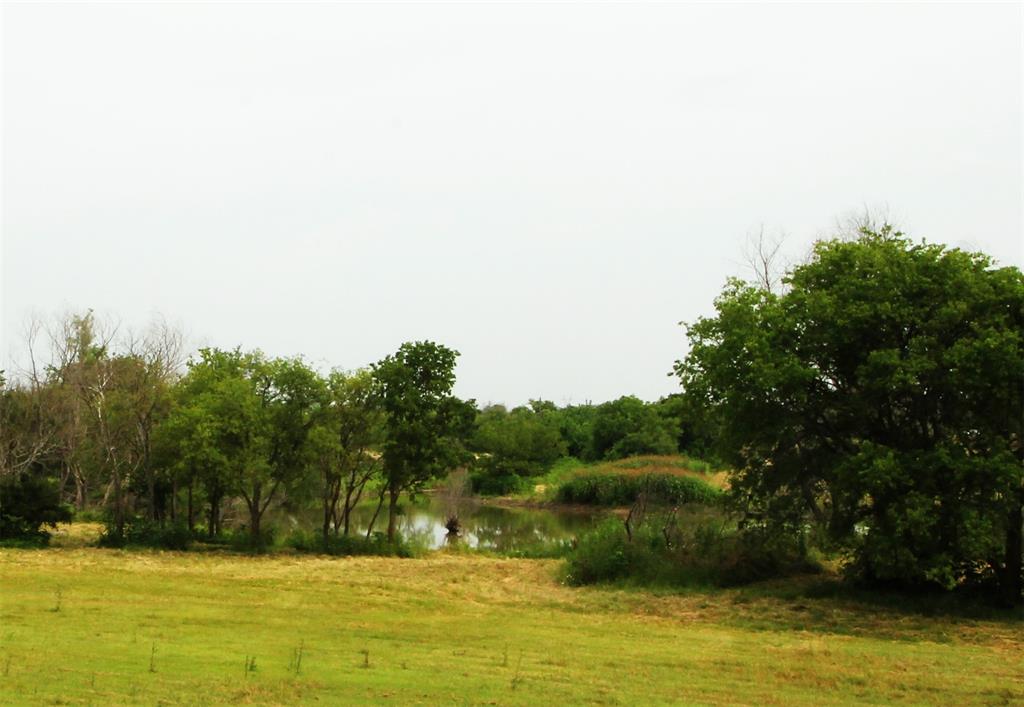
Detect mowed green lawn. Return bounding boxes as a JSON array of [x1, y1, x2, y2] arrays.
[[1, 543, 1021, 705]]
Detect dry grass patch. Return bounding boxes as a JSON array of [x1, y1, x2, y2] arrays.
[[581, 455, 730, 489]]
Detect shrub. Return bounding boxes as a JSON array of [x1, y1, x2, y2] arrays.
[[227, 526, 277, 553], [469, 469, 527, 496], [285, 529, 417, 558], [98, 518, 193, 550], [563, 512, 820, 587], [0, 474, 72, 542], [555, 472, 723, 507]]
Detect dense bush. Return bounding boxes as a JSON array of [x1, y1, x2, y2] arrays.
[[222, 525, 277, 552], [555, 472, 723, 507], [0, 474, 73, 542], [469, 404, 567, 494], [563, 515, 820, 587], [98, 518, 193, 550], [285, 529, 416, 557], [469, 468, 528, 496], [562, 519, 665, 585]]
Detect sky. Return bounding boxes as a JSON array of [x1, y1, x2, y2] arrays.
[[2, 2, 1021, 406]]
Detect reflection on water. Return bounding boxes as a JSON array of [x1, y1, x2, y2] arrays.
[[282, 500, 604, 552]]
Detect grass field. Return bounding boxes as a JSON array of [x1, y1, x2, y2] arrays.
[[1, 539, 1022, 705]]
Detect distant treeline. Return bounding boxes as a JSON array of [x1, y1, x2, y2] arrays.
[[0, 314, 710, 548]]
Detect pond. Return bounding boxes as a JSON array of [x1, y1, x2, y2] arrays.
[[276, 499, 606, 553]]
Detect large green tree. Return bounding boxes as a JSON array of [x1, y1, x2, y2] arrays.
[[373, 341, 474, 542], [170, 349, 324, 545], [677, 227, 1023, 603]]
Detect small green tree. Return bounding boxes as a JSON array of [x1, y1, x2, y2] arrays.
[[373, 342, 474, 542], [154, 396, 230, 535], [309, 368, 384, 545], [0, 474, 71, 542]]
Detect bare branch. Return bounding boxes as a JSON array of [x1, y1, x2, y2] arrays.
[[742, 225, 789, 294]]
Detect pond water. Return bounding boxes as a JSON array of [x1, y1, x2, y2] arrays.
[[277, 500, 605, 552]]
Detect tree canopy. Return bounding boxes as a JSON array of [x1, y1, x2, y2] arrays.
[[676, 227, 1023, 602], [373, 341, 475, 541]]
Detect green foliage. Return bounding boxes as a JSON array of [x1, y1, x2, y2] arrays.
[[563, 514, 819, 587], [468, 466, 528, 496], [469, 404, 567, 495], [590, 396, 678, 460], [542, 402, 596, 460], [653, 393, 720, 461], [224, 525, 277, 552], [555, 472, 723, 507], [562, 519, 659, 585], [308, 368, 385, 539], [373, 341, 475, 539], [677, 227, 1024, 601], [0, 474, 72, 541], [472, 405, 567, 476], [284, 529, 417, 557], [165, 348, 326, 543], [98, 517, 192, 551]]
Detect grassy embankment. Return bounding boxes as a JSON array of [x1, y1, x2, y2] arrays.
[[1, 530, 1021, 705], [515, 455, 729, 505]]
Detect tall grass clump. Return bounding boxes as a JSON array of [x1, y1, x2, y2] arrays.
[[610, 455, 720, 474], [556, 472, 722, 507]]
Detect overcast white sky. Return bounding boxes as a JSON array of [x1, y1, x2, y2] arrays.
[[2, 2, 1021, 406]]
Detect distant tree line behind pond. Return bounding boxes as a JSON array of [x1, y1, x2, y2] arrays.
[[0, 316, 708, 547], [1, 225, 1021, 604]]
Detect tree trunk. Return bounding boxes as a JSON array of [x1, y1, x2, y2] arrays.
[[58, 464, 70, 504], [170, 477, 178, 523], [342, 484, 355, 537], [322, 496, 332, 550], [386, 484, 400, 543], [248, 483, 263, 547], [187, 481, 194, 533], [251, 509, 261, 546], [208, 495, 220, 538], [145, 455, 155, 522], [112, 470, 125, 539], [146, 471, 156, 522], [366, 485, 386, 540], [74, 468, 87, 511], [1004, 495, 1023, 606]]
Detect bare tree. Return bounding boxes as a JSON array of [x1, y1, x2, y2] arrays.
[[742, 225, 788, 294], [0, 317, 60, 480], [44, 310, 117, 510], [122, 316, 186, 521], [831, 203, 903, 242]]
